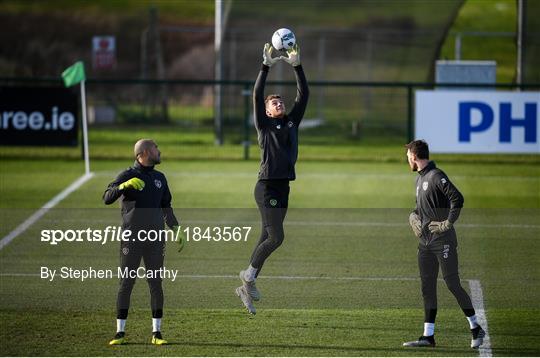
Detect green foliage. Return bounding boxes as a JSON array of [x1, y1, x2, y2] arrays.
[[440, 0, 517, 83], [0, 0, 214, 23]]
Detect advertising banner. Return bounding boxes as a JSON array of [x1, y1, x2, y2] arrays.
[[0, 87, 78, 146], [415, 90, 539, 153]]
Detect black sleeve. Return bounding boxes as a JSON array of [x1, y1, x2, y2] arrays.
[[435, 172, 464, 223], [253, 64, 270, 132], [287, 65, 309, 125], [161, 177, 179, 228], [413, 177, 420, 215], [102, 170, 132, 205]]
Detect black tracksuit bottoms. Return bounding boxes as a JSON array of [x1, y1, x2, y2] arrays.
[[418, 238, 475, 323], [250, 179, 290, 276], [116, 239, 165, 319]]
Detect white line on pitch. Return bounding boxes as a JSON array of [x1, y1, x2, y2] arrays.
[[0, 173, 95, 251], [0, 272, 468, 283], [0, 273, 420, 280], [283, 221, 539, 229], [469, 279, 492, 357], [28, 218, 540, 230], [93, 171, 540, 181], [178, 274, 423, 281]]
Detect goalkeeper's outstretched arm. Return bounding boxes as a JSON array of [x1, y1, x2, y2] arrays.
[[253, 64, 269, 132], [283, 44, 309, 125], [253, 43, 283, 132], [288, 65, 309, 125]]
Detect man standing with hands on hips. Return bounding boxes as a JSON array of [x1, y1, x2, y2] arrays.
[[236, 42, 309, 315], [103, 139, 185, 345], [403, 139, 485, 349]]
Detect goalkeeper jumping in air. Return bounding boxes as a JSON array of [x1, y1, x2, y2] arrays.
[[236, 43, 309, 314]]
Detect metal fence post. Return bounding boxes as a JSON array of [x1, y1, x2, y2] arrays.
[[454, 32, 462, 60], [242, 85, 251, 160], [407, 85, 414, 142]]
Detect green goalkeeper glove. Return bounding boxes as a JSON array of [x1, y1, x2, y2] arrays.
[[173, 226, 186, 253], [281, 43, 301, 66], [428, 220, 453, 234], [119, 177, 145, 191], [409, 212, 422, 238], [262, 43, 280, 67]]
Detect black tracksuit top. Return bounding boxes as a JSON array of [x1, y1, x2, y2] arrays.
[[254, 64, 309, 181], [414, 161, 464, 244], [103, 160, 178, 233]]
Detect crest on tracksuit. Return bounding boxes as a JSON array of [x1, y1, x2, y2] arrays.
[[422, 181, 429, 191], [154, 179, 162, 189]]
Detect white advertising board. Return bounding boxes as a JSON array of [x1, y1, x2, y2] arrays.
[[415, 90, 540, 153]]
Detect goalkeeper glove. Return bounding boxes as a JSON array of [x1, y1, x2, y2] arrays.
[[119, 177, 145, 191], [428, 220, 453, 234], [281, 43, 301, 66], [262, 43, 280, 67], [408, 212, 422, 238], [172, 226, 186, 253]]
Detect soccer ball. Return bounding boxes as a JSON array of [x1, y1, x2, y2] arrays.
[[272, 28, 296, 51]]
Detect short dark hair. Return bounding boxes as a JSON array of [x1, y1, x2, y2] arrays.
[[405, 139, 429, 159], [264, 94, 282, 106]]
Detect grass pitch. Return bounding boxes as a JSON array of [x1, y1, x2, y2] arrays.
[[0, 158, 539, 356]]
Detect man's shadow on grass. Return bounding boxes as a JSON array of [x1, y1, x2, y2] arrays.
[[120, 340, 481, 355]]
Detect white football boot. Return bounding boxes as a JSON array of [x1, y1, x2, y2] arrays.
[[235, 286, 256, 315], [239, 270, 261, 301]]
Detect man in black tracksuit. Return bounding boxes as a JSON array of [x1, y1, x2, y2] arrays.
[[236, 43, 309, 314], [103, 139, 180, 345], [403, 140, 485, 349]]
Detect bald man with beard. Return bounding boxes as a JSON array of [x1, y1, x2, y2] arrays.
[[103, 139, 182, 346]]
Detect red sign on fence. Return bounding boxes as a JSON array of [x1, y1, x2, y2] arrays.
[[92, 36, 116, 71]]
